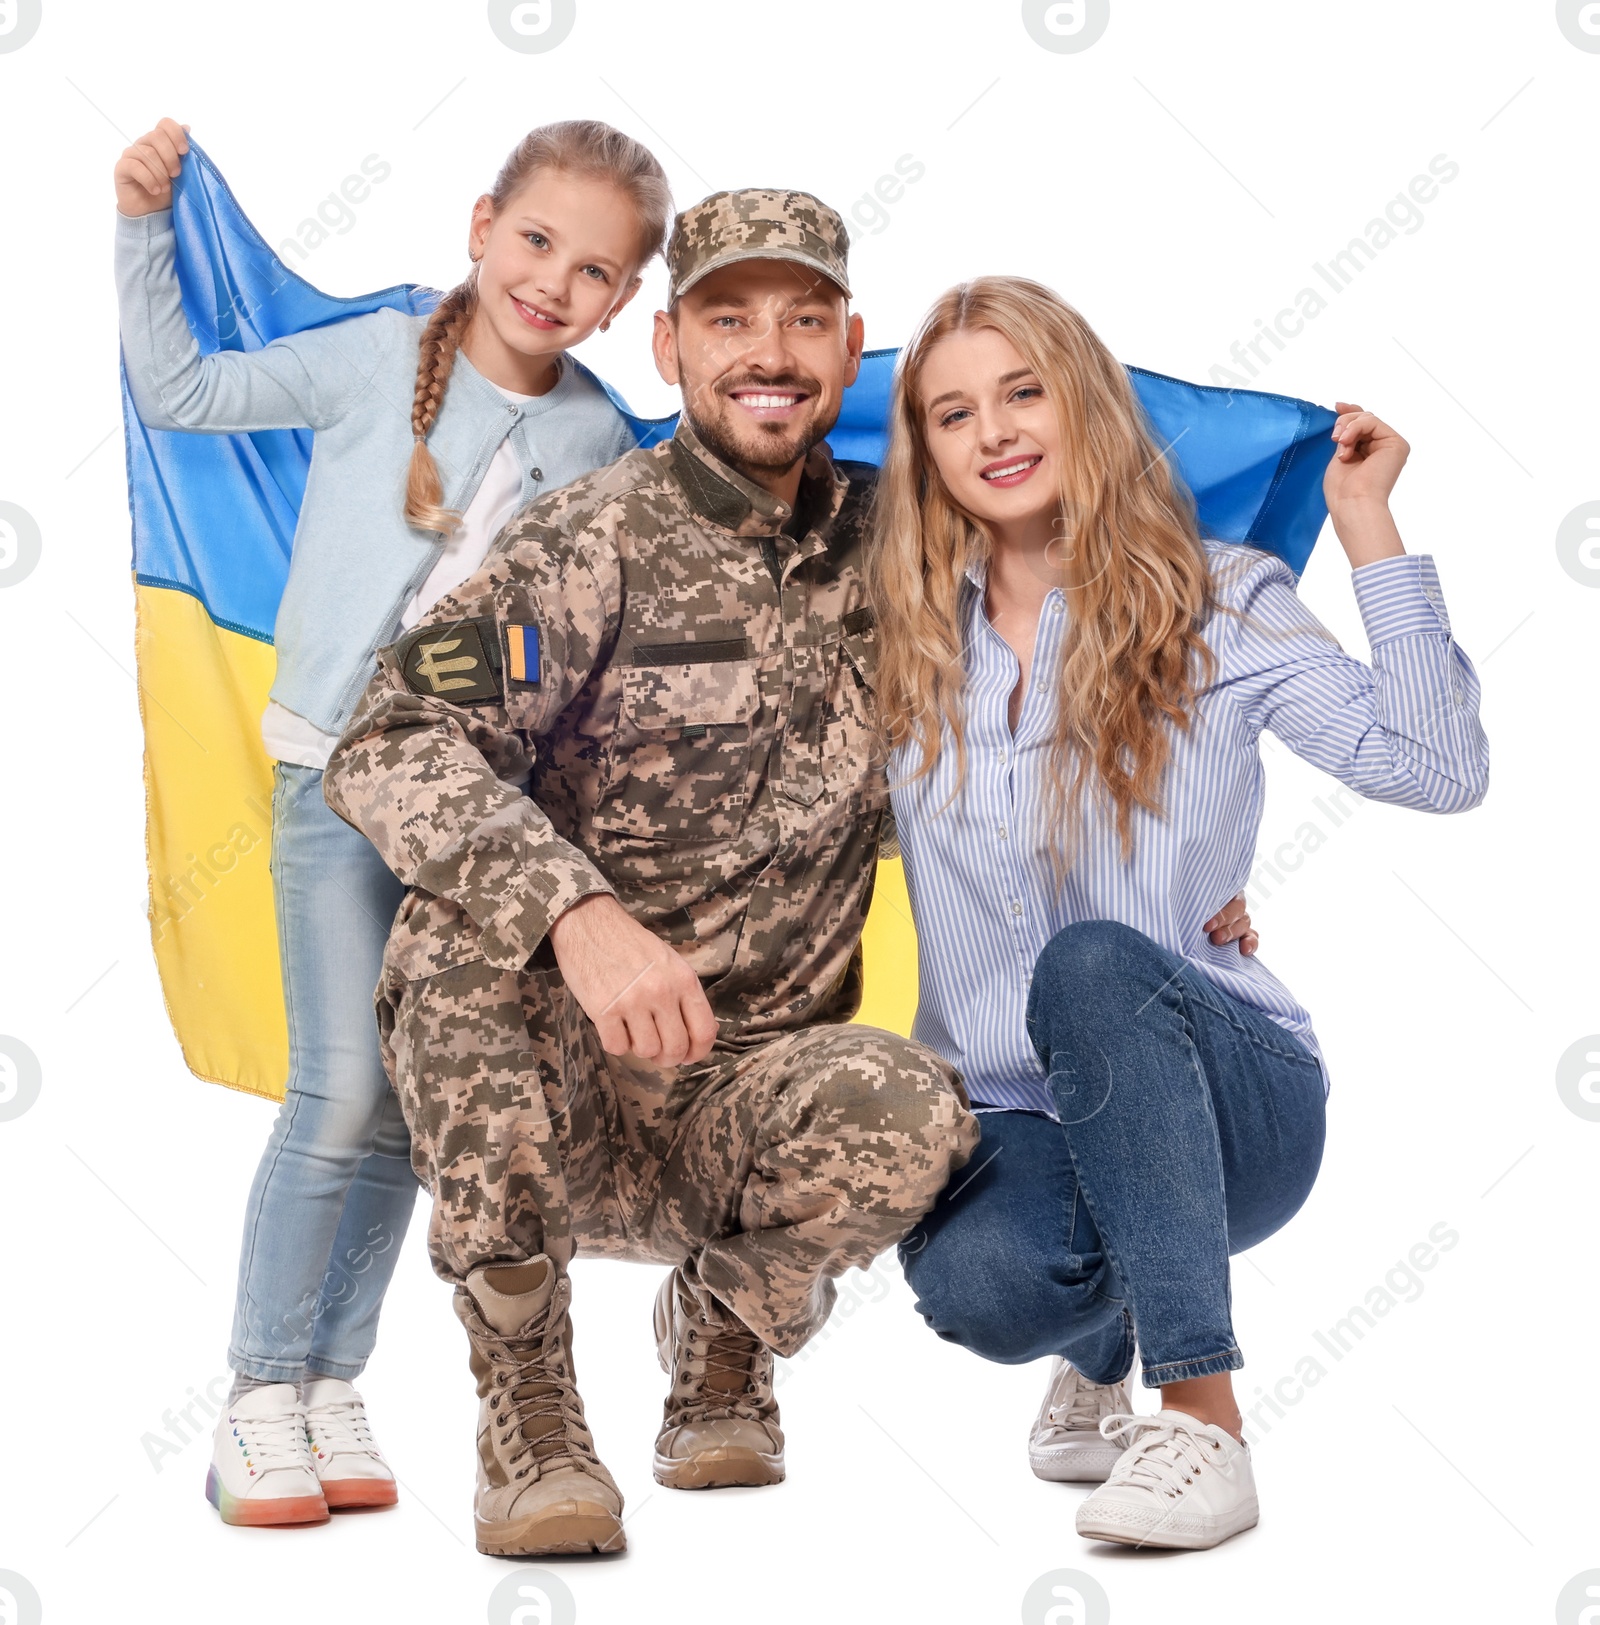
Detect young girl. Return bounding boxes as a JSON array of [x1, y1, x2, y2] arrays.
[[869, 278, 1488, 1550], [114, 117, 671, 1528]]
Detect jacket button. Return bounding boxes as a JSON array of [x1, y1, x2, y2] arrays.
[[531, 467, 544, 481]]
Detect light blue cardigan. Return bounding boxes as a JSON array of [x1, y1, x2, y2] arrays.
[[116, 208, 636, 735]]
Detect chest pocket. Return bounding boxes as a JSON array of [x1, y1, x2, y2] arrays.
[[818, 610, 887, 814], [841, 621, 877, 691], [592, 654, 762, 843]]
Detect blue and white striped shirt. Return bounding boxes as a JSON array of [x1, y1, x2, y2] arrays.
[[889, 545, 1489, 1114]]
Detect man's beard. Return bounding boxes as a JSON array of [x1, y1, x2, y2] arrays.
[[682, 373, 839, 480]]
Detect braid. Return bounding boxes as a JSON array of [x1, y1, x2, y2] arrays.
[[404, 279, 477, 535], [400, 118, 671, 539]]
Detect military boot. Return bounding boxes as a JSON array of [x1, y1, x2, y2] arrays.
[[652, 1261, 785, 1490], [455, 1254, 625, 1555]]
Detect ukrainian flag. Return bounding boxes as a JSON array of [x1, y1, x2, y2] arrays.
[[124, 138, 1336, 1101]]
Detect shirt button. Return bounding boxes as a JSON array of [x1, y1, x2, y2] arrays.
[[997, 826, 1008, 840], [1423, 584, 1440, 601], [1010, 901, 1023, 917], [530, 467, 544, 481]]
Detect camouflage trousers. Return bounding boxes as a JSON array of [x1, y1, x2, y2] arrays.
[[376, 956, 978, 1355]]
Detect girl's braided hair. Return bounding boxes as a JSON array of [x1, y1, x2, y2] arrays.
[[404, 120, 671, 534]]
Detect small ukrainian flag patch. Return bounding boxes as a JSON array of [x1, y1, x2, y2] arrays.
[[506, 622, 541, 686]]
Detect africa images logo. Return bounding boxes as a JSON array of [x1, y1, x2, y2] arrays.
[[487, 1568, 576, 1625], [1556, 1036, 1600, 1122], [1021, 1569, 1111, 1625], [0, 502, 41, 588], [1022, 0, 1110, 53], [1556, 502, 1600, 588], [0, 1571, 43, 1625], [488, 0, 576, 52], [1556, 1571, 1600, 1625], [0, 0, 41, 52], [0, 1037, 42, 1123], [1556, 0, 1600, 51]]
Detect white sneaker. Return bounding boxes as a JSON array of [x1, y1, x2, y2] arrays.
[[302, 1377, 399, 1510], [1075, 1409, 1258, 1550], [206, 1383, 328, 1527], [1028, 1357, 1136, 1483]]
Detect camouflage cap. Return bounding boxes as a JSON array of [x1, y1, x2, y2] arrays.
[[667, 189, 852, 302]]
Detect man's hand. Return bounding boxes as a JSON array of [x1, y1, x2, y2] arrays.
[[115, 118, 189, 217], [1205, 894, 1258, 957], [547, 893, 719, 1065]]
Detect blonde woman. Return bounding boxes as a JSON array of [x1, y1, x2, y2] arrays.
[[870, 277, 1488, 1550]]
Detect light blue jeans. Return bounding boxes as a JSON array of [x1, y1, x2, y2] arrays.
[[227, 763, 419, 1383]]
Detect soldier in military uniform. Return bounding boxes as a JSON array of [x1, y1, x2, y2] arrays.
[[323, 189, 979, 1558]]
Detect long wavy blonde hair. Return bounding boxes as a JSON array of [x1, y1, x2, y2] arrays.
[[867, 276, 1220, 859]]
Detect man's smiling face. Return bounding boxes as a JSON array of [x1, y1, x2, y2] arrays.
[[653, 260, 864, 484]]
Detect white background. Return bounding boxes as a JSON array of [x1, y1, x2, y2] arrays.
[[1, 2, 1596, 1622]]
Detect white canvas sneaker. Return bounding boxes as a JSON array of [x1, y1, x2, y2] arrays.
[[205, 1383, 328, 1527], [302, 1377, 399, 1510], [1075, 1409, 1258, 1550], [1028, 1357, 1136, 1483]]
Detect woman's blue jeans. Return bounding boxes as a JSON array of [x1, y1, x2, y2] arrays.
[[900, 920, 1326, 1387], [227, 763, 419, 1383]]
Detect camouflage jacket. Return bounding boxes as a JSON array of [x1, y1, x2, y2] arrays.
[[324, 419, 886, 1039]]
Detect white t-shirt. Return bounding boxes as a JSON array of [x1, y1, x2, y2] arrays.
[[261, 379, 541, 770]]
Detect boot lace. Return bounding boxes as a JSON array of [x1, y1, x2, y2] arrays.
[[678, 1310, 770, 1423], [484, 1321, 597, 1481]]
